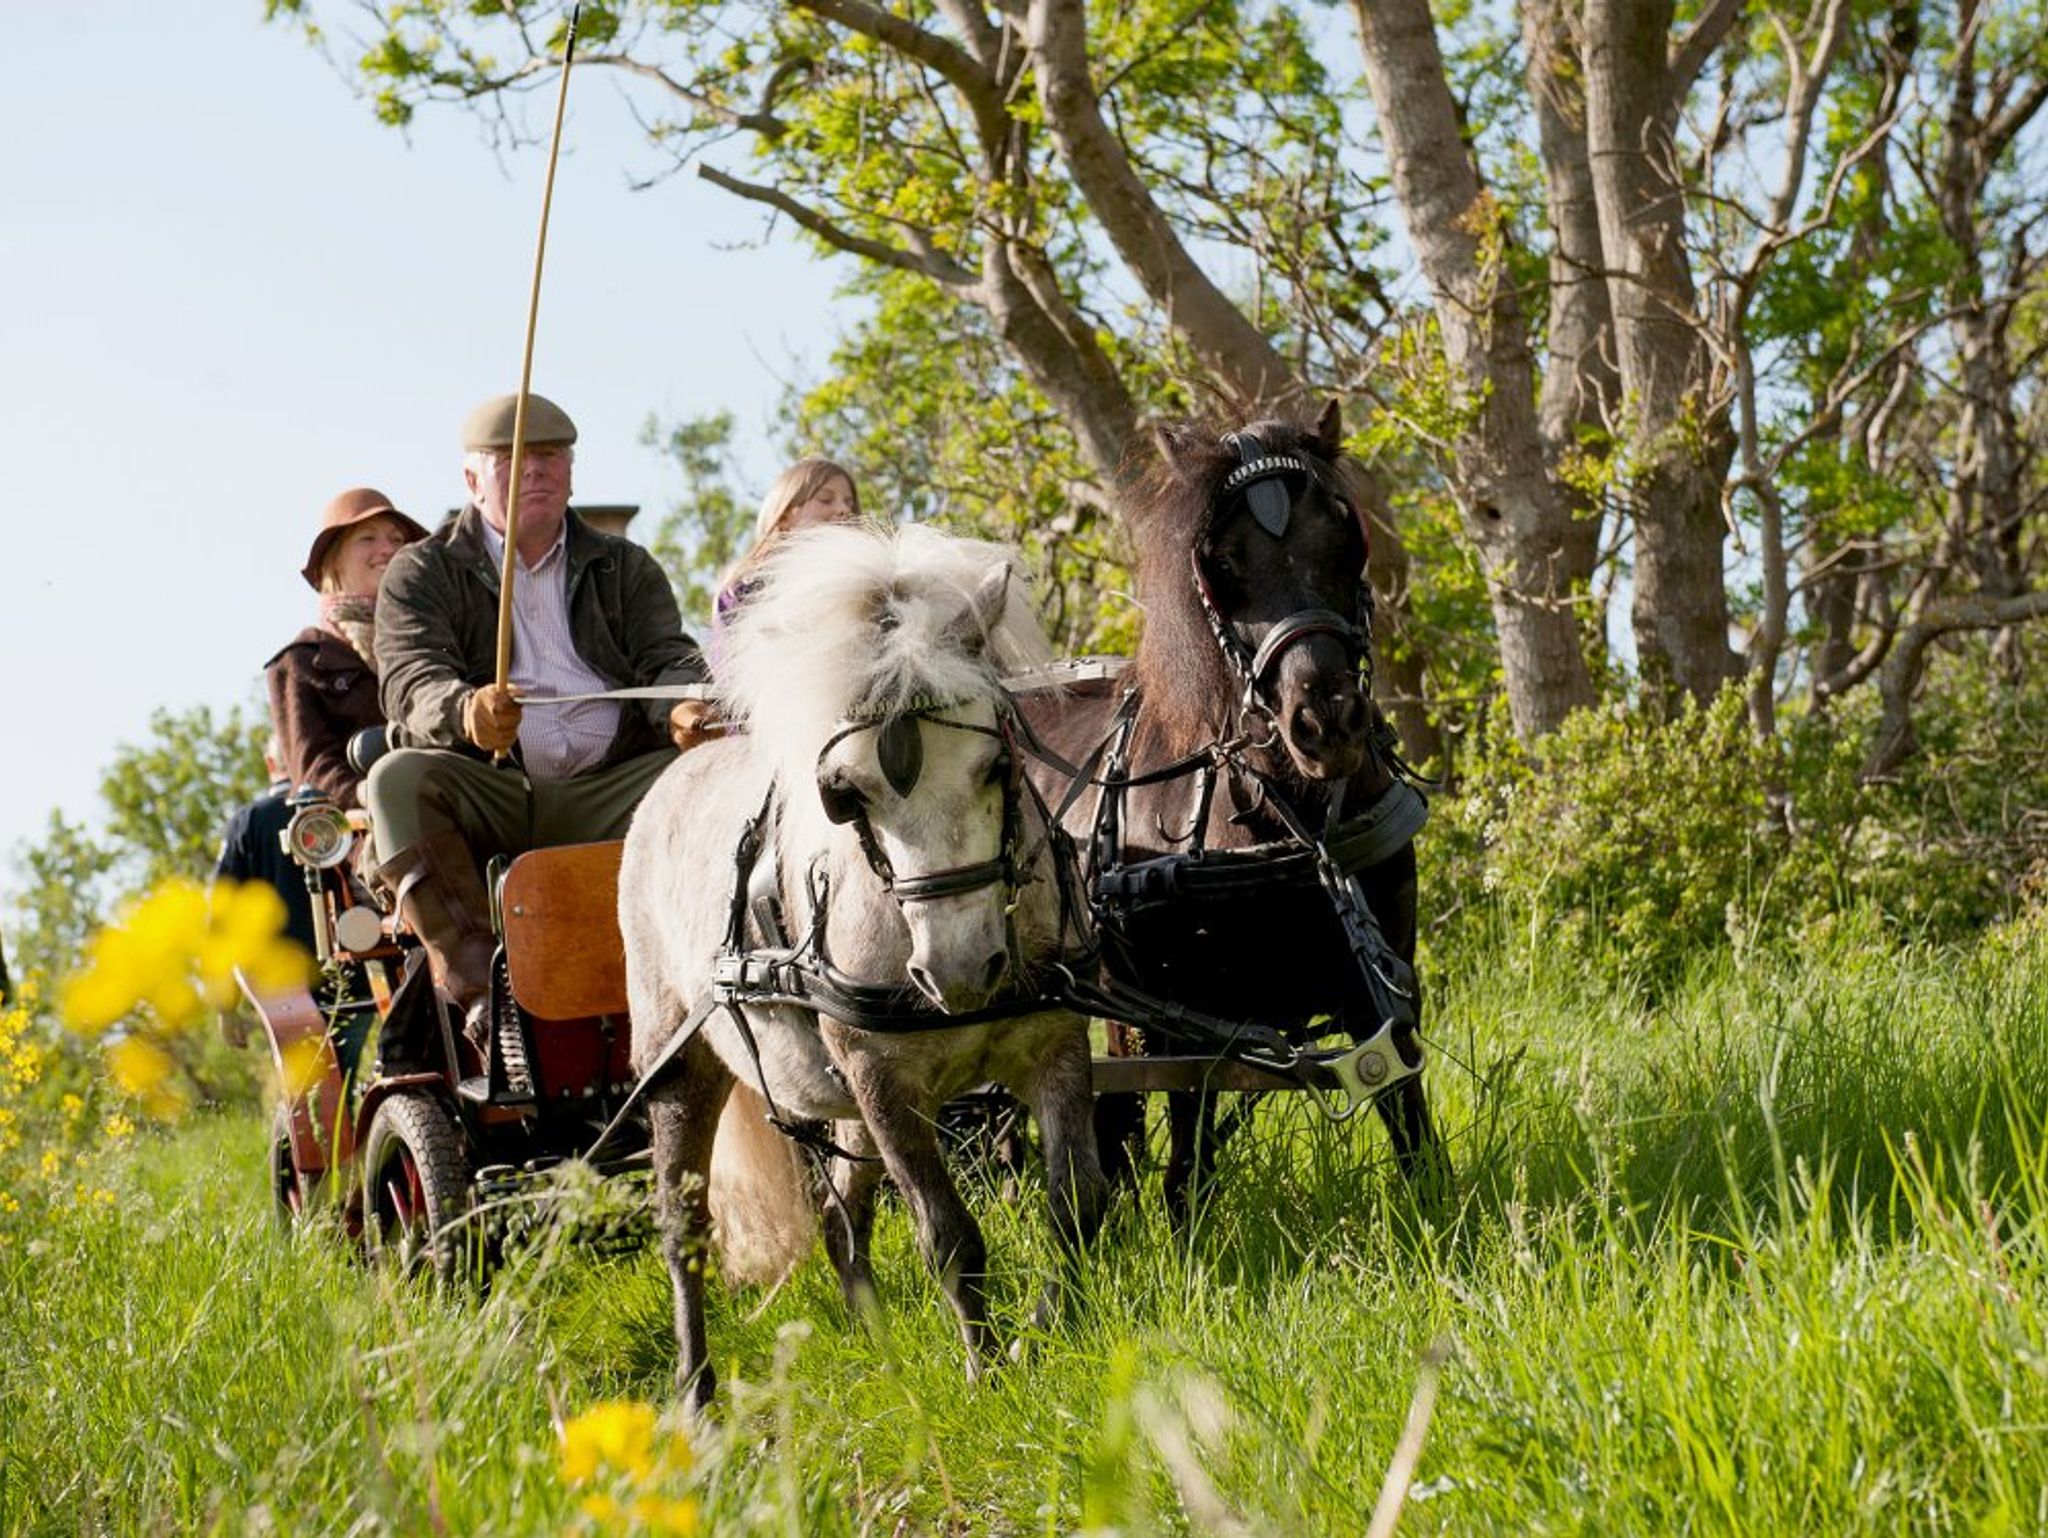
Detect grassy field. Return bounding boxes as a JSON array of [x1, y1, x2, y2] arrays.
[[3, 916, 2046, 1535]]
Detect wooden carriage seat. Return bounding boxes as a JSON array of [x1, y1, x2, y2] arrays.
[[500, 840, 630, 1021]]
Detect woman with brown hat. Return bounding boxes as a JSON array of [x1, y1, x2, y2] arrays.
[[265, 488, 429, 807]]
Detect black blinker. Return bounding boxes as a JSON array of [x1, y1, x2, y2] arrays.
[[1246, 479, 1292, 538], [876, 712, 924, 798]]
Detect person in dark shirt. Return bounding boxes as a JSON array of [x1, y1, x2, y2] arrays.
[[213, 740, 321, 1047]]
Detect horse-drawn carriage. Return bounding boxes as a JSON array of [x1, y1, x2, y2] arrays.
[[255, 801, 653, 1275], [249, 408, 1447, 1390]]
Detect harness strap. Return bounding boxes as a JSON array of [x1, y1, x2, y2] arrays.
[[1247, 607, 1364, 684], [582, 991, 725, 1164]]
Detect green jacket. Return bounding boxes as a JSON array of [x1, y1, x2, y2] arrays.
[[374, 507, 706, 771]]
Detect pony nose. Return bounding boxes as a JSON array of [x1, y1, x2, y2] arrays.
[[907, 948, 1010, 1015], [1289, 684, 1367, 756]]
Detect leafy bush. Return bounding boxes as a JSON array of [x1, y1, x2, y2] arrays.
[[1431, 655, 2048, 986]]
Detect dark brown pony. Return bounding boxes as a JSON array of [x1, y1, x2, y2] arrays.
[[1017, 402, 1446, 1217]]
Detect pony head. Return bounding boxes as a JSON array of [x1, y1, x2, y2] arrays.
[[718, 524, 1053, 1012], [1140, 401, 1373, 781]]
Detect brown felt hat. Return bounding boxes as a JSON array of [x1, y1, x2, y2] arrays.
[[300, 488, 429, 590], [461, 392, 579, 452]]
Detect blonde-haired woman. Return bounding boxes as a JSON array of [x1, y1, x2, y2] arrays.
[[708, 457, 864, 671], [265, 488, 428, 806]]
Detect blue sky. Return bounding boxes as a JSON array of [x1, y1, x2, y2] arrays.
[[0, 3, 845, 896]]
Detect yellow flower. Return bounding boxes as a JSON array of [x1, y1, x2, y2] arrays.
[[203, 881, 309, 1002], [61, 1094, 85, 1121], [39, 1149, 61, 1180], [107, 1037, 189, 1122], [560, 1401, 660, 1484], [5, 1038, 45, 1091], [104, 1112, 136, 1141], [0, 1192, 18, 1215], [62, 877, 310, 1037], [279, 1037, 329, 1099], [631, 1494, 700, 1535]]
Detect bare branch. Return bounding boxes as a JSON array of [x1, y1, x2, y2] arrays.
[[695, 164, 978, 288], [1669, 0, 1743, 100]]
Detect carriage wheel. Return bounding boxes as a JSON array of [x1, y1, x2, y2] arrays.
[[268, 1101, 320, 1225], [361, 1093, 476, 1282]]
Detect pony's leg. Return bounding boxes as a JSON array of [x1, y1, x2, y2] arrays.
[[819, 1118, 884, 1317], [648, 1039, 734, 1411], [1093, 1020, 1147, 1189], [1012, 1027, 1108, 1332], [846, 1067, 995, 1379], [1363, 844, 1453, 1196], [1161, 1089, 1219, 1229]]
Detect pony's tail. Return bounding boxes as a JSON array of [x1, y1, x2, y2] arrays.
[[707, 1083, 816, 1286]]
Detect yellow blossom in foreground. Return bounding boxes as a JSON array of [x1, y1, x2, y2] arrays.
[[278, 1037, 328, 1099], [107, 1037, 190, 1121], [63, 878, 309, 1036], [629, 1494, 699, 1535], [560, 1401, 660, 1483], [575, 1491, 699, 1536]]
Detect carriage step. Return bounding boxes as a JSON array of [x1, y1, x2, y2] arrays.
[[456, 1075, 493, 1104]]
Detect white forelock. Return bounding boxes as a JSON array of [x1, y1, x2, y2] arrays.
[[714, 523, 1052, 793]]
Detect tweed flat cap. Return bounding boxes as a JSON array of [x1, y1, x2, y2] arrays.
[[461, 392, 579, 451], [301, 488, 429, 589]]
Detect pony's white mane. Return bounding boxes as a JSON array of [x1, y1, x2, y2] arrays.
[[716, 524, 1052, 795]]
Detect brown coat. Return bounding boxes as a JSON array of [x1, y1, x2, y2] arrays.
[[266, 628, 385, 807]]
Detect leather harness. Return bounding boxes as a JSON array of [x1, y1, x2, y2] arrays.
[[589, 431, 1433, 1162]]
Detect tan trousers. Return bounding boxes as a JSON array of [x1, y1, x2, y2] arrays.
[[366, 746, 678, 865]]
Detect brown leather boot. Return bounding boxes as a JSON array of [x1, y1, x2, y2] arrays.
[[376, 832, 498, 1052]]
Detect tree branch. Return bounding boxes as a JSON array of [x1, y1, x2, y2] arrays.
[[695, 164, 977, 288], [1864, 589, 2048, 776], [1668, 0, 1743, 102]]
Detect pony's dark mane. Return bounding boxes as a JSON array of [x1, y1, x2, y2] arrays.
[[1125, 415, 1347, 759]]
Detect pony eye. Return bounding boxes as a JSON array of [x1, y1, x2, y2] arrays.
[[984, 750, 1013, 787], [817, 771, 866, 825]]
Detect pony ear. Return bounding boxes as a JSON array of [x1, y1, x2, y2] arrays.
[[1151, 419, 1208, 477], [1314, 398, 1344, 459], [963, 563, 1011, 651]]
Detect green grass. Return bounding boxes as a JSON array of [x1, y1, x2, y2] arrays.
[[4, 917, 2046, 1534]]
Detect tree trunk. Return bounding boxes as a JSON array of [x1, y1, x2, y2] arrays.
[[1582, 0, 1738, 704], [1522, 0, 1617, 666], [1352, 0, 1597, 741]]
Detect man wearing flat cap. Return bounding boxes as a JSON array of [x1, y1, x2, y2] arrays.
[[367, 390, 715, 1046]]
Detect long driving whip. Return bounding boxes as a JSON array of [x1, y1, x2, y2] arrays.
[[493, 4, 582, 708]]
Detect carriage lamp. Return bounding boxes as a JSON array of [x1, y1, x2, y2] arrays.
[[332, 905, 385, 954], [282, 803, 356, 870]]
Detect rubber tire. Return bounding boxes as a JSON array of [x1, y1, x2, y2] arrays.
[[360, 1093, 475, 1283], [268, 1101, 321, 1227]]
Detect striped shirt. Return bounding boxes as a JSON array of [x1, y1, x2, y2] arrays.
[[480, 519, 623, 779]]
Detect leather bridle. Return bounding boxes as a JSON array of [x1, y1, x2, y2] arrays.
[[813, 703, 1024, 906], [1191, 431, 1375, 722]]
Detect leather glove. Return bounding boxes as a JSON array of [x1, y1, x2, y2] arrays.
[[669, 698, 722, 750], [462, 684, 524, 753]]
